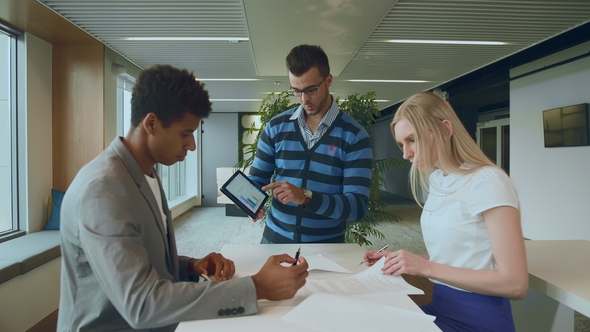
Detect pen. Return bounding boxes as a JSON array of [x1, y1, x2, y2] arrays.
[[292, 246, 301, 266], [358, 243, 389, 266], [200, 273, 211, 281]]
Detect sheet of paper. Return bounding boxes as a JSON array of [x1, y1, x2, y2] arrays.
[[304, 254, 355, 273], [281, 293, 435, 332], [305, 258, 424, 297]]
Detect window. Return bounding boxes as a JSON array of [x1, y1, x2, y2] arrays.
[[116, 73, 197, 206], [116, 74, 135, 137], [158, 162, 186, 201], [0, 27, 19, 238]]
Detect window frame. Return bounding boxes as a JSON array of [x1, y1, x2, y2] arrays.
[[0, 24, 24, 243]]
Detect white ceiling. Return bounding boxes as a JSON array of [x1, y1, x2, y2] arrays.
[[39, 0, 590, 113]]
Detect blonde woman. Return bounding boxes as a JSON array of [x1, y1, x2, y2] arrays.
[[364, 92, 528, 331]]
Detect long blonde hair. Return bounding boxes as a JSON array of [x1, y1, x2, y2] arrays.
[[391, 92, 495, 205]]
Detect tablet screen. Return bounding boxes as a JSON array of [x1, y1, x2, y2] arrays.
[[221, 170, 268, 217]]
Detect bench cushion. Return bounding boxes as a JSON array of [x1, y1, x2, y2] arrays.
[[0, 261, 20, 284], [0, 231, 61, 274]]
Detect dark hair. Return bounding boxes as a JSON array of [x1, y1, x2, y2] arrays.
[[285, 44, 330, 78], [130, 64, 212, 128]]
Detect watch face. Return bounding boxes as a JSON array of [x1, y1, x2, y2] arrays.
[[304, 189, 312, 198]]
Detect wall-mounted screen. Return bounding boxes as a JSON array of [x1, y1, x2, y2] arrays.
[[543, 103, 589, 148]]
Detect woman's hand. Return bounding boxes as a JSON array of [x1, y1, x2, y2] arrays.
[[363, 249, 391, 266], [381, 249, 431, 277]]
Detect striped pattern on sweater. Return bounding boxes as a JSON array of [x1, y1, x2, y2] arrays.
[[249, 107, 373, 243]]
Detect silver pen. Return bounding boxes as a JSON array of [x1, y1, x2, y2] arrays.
[[358, 243, 389, 266]]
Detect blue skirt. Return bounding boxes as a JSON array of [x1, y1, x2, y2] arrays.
[[421, 284, 515, 332]]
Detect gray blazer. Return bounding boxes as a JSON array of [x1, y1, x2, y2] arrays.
[[57, 137, 258, 331]]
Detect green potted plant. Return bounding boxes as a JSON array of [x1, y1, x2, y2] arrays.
[[237, 91, 405, 246]]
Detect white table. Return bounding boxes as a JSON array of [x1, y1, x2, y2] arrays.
[[177, 243, 441, 331], [512, 240, 590, 331]]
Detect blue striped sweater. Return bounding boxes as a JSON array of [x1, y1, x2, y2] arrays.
[[249, 106, 373, 243]]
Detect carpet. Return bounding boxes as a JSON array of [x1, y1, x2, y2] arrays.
[[173, 206, 263, 259]]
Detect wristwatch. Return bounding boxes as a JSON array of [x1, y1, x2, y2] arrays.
[[301, 189, 312, 207]]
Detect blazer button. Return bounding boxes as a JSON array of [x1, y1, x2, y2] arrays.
[[224, 308, 232, 316], [237, 306, 245, 314], [232, 308, 238, 315], [217, 309, 225, 316]]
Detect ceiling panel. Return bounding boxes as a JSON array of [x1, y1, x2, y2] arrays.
[[40, 0, 253, 79], [343, 0, 590, 106], [243, 0, 398, 76], [37, 0, 590, 112]]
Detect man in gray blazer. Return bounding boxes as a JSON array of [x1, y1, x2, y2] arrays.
[[57, 65, 309, 331]]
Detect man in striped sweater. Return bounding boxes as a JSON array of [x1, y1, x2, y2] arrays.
[[249, 44, 373, 243]]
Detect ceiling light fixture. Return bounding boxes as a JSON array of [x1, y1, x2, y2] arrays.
[[341, 99, 390, 102], [385, 39, 507, 45], [124, 37, 249, 41], [210, 99, 263, 102], [348, 79, 429, 83], [195, 78, 260, 81]]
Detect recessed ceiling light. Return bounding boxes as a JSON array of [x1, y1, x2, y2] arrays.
[[210, 99, 263, 102], [124, 37, 249, 41], [384, 39, 507, 45], [341, 99, 390, 102], [195, 78, 260, 81], [347, 79, 429, 83]]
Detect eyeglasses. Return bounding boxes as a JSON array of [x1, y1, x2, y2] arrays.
[[287, 77, 327, 97]]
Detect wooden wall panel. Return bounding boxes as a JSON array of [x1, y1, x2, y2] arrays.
[[52, 44, 105, 191], [0, 0, 98, 45]]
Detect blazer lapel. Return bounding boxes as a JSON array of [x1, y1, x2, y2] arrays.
[[110, 137, 173, 272], [155, 173, 179, 279]]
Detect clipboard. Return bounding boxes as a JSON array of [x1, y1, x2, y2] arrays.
[[220, 170, 269, 219]]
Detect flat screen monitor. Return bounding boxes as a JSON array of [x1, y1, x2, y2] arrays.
[[543, 103, 589, 148]]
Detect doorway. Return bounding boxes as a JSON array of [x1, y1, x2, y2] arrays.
[[476, 118, 510, 174], [200, 113, 239, 207]]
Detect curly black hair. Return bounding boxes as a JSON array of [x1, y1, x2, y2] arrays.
[[130, 64, 212, 128], [285, 44, 330, 78]]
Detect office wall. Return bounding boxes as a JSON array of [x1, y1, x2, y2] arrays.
[[510, 51, 590, 240], [0, 258, 60, 331], [103, 47, 141, 148], [52, 44, 104, 191], [201, 113, 239, 206], [23, 33, 53, 232]]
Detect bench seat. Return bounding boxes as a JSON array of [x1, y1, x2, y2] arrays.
[[0, 230, 61, 284]]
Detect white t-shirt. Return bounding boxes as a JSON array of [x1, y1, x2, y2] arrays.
[[421, 165, 519, 291], [145, 175, 168, 234]]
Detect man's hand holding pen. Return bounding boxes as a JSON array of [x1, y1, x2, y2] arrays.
[[251, 252, 308, 301]]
